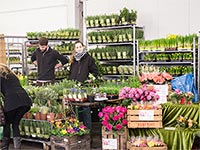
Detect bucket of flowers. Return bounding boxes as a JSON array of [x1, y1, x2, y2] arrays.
[[50, 117, 90, 149], [98, 105, 128, 149]]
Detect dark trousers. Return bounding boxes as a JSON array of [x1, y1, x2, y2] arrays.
[[78, 106, 91, 129], [3, 106, 30, 137]]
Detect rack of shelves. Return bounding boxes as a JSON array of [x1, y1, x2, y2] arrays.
[[86, 24, 143, 81], [4, 36, 27, 74], [137, 39, 196, 78]]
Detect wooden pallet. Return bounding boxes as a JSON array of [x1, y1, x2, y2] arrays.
[[127, 108, 162, 128], [127, 141, 168, 150], [50, 134, 90, 150], [102, 128, 127, 150]]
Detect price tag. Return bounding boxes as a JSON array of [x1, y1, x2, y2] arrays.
[[139, 110, 154, 120], [102, 138, 117, 149]]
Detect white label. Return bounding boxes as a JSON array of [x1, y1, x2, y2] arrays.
[[102, 138, 117, 149], [153, 84, 168, 96], [149, 84, 168, 104], [156, 95, 167, 104], [139, 110, 154, 120]]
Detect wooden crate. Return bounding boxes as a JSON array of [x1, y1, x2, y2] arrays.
[[127, 141, 168, 150], [127, 108, 162, 128], [102, 127, 127, 150], [50, 134, 90, 150]]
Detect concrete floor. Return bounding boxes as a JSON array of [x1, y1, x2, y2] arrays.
[[0, 122, 102, 150]]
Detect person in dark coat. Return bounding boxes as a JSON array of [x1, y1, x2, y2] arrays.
[[31, 37, 68, 86], [69, 40, 99, 129], [0, 63, 32, 150]]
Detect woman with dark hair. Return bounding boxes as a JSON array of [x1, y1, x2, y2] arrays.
[[0, 63, 32, 150], [69, 40, 99, 129]]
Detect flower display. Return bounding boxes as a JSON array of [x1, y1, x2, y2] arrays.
[[168, 89, 194, 105], [139, 65, 173, 84], [98, 106, 127, 132], [51, 117, 89, 137], [119, 85, 160, 102], [176, 116, 199, 129], [130, 136, 166, 147]]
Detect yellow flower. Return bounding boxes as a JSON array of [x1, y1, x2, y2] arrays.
[[147, 141, 155, 147], [61, 129, 67, 135]]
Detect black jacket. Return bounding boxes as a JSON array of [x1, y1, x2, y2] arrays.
[[69, 53, 98, 83], [0, 74, 32, 112], [31, 47, 68, 80]]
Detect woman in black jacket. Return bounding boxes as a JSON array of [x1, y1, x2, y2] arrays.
[[69, 41, 98, 82], [69, 40, 98, 129], [0, 63, 32, 150]]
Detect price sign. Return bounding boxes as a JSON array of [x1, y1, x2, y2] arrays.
[[139, 110, 154, 120], [102, 138, 117, 149]]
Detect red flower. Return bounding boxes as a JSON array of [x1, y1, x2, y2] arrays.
[[116, 124, 123, 130], [106, 124, 113, 131], [122, 119, 128, 125], [112, 115, 119, 121]]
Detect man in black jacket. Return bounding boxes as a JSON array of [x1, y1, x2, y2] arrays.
[[31, 37, 68, 85]]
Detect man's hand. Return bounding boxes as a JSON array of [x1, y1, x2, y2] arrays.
[[55, 63, 63, 69], [33, 61, 37, 66]]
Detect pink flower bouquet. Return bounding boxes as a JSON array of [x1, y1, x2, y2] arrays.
[[98, 106, 127, 132], [119, 85, 160, 102]]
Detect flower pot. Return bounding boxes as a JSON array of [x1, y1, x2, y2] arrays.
[[26, 112, 33, 119], [47, 113, 55, 122], [33, 112, 41, 120], [40, 113, 47, 120]]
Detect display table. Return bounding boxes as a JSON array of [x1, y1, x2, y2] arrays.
[[129, 103, 200, 150], [162, 103, 200, 127], [129, 128, 200, 150]]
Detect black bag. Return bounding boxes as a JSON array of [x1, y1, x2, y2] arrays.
[[0, 101, 5, 126]]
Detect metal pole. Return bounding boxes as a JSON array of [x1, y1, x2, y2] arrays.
[[132, 25, 136, 76], [198, 36, 200, 96], [82, 0, 87, 46]]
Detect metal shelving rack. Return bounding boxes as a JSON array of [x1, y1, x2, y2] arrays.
[[4, 36, 27, 74], [137, 38, 197, 91], [86, 24, 142, 80]]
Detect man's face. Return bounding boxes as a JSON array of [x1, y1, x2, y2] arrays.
[[39, 45, 48, 52]]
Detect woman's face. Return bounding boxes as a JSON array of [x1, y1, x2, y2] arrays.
[[74, 42, 84, 53]]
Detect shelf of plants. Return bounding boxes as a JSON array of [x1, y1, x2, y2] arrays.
[[85, 7, 144, 82], [137, 34, 197, 77]]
